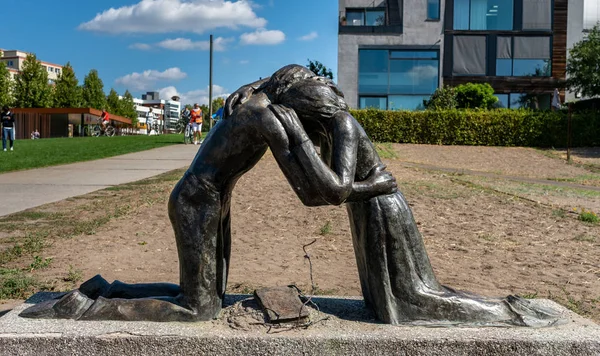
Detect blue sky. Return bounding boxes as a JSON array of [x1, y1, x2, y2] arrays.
[[2, 0, 339, 105]]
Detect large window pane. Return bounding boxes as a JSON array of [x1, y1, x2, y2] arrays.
[[496, 59, 513, 76], [456, 0, 514, 30], [389, 95, 429, 111], [513, 59, 551, 76], [523, 0, 552, 30], [389, 59, 439, 94], [359, 50, 389, 94], [454, 0, 470, 29], [494, 94, 509, 108], [427, 0, 440, 20], [366, 10, 385, 26], [360, 97, 387, 109], [347, 10, 364, 26], [510, 93, 551, 109], [453, 36, 486, 75], [584, 0, 600, 30], [391, 51, 438, 59]]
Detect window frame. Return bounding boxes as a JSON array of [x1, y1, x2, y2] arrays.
[[426, 0, 441, 21], [453, 0, 516, 31], [358, 48, 440, 110]]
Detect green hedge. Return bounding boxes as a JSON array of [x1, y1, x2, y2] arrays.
[[349, 108, 600, 147]]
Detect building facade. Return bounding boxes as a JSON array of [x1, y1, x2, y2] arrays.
[[442, 0, 568, 109], [339, 0, 600, 110], [0, 49, 63, 82], [338, 0, 445, 110], [133, 91, 181, 134]]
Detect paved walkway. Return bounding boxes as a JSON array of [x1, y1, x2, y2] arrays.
[[0, 145, 199, 217], [1, 144, 598, 218]]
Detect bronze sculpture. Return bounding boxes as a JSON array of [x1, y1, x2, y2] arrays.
[[21, 65, 561, 327]]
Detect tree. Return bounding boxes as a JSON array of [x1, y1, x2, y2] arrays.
[[212, 97, 225, 111], [455, 83, 498, 109], [424, 86, 458, 110], [53, 62, 81, 108], [567, 24, 600, 98], [307, 59, 334, 80], [120, 90, 138, 126], [81, 69, 106, 109], [13, 53, 52, 108], [0, 61, 13, 108], [106, 88, 120, 114]]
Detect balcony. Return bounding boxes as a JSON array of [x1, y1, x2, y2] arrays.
[[338, 10, 402, 35]]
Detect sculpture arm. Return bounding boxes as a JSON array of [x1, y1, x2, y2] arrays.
[[270, 105, 396, 205], [224, 77, 271, 118]]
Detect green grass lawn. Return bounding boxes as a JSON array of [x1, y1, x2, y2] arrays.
[[0, 134, 185, 173]]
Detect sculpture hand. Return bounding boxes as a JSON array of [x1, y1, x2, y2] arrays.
[[366, 165, 398, 196], [269, 104, 310, 147], [225, 85, 254, 118]]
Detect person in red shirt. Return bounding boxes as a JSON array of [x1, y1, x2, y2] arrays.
[[190, 104, 203, 145], [101, 110, 110, 130]]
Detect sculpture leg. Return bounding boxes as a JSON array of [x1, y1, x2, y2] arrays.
[[347, 192, 562, 327], [168, 171, 227, 320]]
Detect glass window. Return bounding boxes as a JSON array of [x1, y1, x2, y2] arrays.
[[346, 10, 364, 26], [522, 0, 552, 30], [452, 36, 487, 75], [494, 94, 509, 108], [495, 37, 551, 77], [454, 0, 470, 29], [391, 51, 438, 59], [389, 95, 429, 111], [366, 10, 385, 26], [584, 0, 600, 30], [360, 97, 387, 109], [454, 0, 514, 30], [389, 59, 439, 94], [513, 59, 550, 76], [359, 50, 389, 94], [509, 93, 551, 109], [496, 59, 512, 76], [427, 0, 440, 20]]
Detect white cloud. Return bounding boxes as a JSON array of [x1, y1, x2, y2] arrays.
[[159, 85, 230, 106], [298, 31, 318, 41], [116, 67, 187, 91], [129, 43, 152, 50], [78, 0, 267, 35], [239, 28, 285, 45], [156, 37, 233, 51], [239, 60, 249, 64], [407, 65, 438, 81]]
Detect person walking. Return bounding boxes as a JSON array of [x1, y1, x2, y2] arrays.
[[146, 108, 154, 135], [1, 106, 15, 151], [190, 104, 203, 145]]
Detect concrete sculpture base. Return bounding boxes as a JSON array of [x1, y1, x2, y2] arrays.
[[1, 293, 599, 356]]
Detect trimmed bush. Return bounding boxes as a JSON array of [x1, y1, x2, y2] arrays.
[[350, 108, 600, 147]]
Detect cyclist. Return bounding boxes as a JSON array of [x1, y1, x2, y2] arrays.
[[190, 103, 203, 145], [100, 110, 110, 131]]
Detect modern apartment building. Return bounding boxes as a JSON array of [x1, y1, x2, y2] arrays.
[[338, 0, 445, 110], [133, 91, 181, 133], [442, 0, 569, 109], [0, 49, 63, 82], [339, 0, 600, 110]]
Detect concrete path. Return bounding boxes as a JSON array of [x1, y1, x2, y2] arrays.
[[0, 145, 199, 217]]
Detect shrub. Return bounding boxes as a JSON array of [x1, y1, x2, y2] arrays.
[[455, 83, 498, 109], [349, 108, 600, 147], [425, 86, 458, 110]]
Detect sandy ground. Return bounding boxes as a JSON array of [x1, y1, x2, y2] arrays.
[[1, 144, 599, 321]]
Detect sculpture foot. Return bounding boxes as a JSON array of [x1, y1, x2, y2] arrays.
[[79, 274, 111, 299], [392, 288, 565, 327], [20, 290, 93, 320]]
